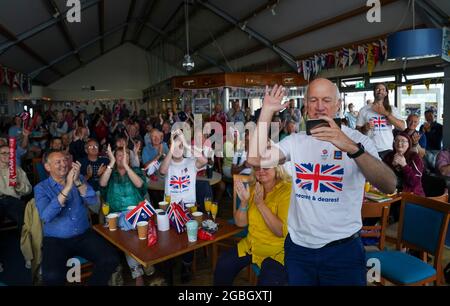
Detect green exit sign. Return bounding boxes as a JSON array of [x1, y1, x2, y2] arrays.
[[355, 81, 365, 89]]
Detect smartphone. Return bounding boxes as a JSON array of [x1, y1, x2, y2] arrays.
[[306, 118, 342, 135]]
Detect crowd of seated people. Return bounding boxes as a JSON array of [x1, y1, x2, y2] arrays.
[[0, 79, 448, 286]]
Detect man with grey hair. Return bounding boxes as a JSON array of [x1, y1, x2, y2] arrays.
[[248, 78, 396, 286]]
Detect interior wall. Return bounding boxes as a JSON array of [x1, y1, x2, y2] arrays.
[[47, 42, 185, 100]]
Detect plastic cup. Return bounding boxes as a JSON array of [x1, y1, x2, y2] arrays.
[[186, 220, 198, 242], [107, 213, 119, 231], [137, 221, 148, 240]]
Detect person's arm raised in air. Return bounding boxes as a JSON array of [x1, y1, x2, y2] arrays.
[[311, 116, 397, 194], [247, 85, 289, 167]]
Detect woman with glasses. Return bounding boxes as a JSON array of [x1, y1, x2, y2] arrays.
[[213, 165, 291, 286], [382, 132, 425, 196], [80, 139, 109, 192]]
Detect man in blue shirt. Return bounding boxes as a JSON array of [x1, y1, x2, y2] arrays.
[[34, 150, 119, 285]]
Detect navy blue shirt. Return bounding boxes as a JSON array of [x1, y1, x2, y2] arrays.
[[34, 175, 97, 239]]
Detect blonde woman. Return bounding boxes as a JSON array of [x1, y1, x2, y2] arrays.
[[214, 165, 291, 286]]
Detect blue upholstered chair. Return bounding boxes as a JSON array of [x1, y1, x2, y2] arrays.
[[366, 193, 450, 285]]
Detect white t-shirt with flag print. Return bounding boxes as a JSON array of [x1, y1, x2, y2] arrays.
[[356, 104, 402, 152], [165, 157, 197, 205], [275, 125, 380, 249]]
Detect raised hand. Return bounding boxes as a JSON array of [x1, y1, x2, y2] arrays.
[[253, 182, 265, 207], [86, 164, 93, 179], [235, 179, 250, 205], [122, 147, 130, 170], [261, 85, 288, 113], [72, 161, 81, 182], [97, 164, 106, 176], [106, 144, 115, 164]]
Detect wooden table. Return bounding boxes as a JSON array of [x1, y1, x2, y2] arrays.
[[148, 171, 222, 191], [93, 218, 242, 269]]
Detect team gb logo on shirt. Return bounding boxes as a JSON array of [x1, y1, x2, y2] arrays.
[[295, 163, 344, 193]]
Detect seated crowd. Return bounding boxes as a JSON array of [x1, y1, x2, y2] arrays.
[[0, 78, 449, 286]]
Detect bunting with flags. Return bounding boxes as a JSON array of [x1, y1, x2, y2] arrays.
[[0, 65, 32, 94], [295, 39, 388, 81]]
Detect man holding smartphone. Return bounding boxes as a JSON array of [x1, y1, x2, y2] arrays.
[[247, 78, 396, 286]]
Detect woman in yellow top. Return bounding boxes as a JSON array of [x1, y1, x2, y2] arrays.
[[213, 165, 291, 285]]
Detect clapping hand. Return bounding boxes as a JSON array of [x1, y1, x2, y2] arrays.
[[372, 103, 389, 116], [253, 183, 265, 207], [106, 144, 115, 164], [393, 153, 407, 168], [235, 179, 250, 205]]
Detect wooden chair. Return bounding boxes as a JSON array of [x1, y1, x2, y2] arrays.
[[366, 193, 450, 285], [361, 201, 390, 251]]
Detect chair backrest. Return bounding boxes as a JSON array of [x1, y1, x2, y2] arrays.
[[361, 202, 390, 250], [429, 189, 448, 203], [398, 194, 450, 262], [233, 174, 250, 215]]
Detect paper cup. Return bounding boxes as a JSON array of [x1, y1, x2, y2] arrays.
[[137, 221, 148, 240], [192, 211, 203, 225], [159, 201, 169, 212], [156, 211, 170, 231], [107, 213, 119, 231]]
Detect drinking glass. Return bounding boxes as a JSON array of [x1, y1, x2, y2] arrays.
[[204, 197, 212, 218], [210, 202, 218, 221], [102, 203, 110, 227]]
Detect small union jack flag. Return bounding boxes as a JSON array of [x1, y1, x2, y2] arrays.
[[295, 163, 344, 193], [370, 116, 387, 129], [169, 175, 191, 191], [125, 199, 157, 228], [167, 202, 191, 234]]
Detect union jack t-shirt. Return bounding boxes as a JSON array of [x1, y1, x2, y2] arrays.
[[275, 125, 380, 249], [164, 157, 197, 205]]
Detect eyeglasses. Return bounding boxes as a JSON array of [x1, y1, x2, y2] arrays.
[[395, 140, 409, 144], [0, 152, 9, 155], [253, 166, 272, 171], [87, 145, 99, 149]]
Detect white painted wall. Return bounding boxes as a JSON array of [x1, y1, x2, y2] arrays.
[[48, 43, 185, 100]]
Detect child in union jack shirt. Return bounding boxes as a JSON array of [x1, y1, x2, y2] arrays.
[[159, 129, 208, 282], [159, 129, 208, 205]]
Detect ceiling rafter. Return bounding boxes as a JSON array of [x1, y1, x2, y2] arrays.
[[0, 23, 64, 78], [146, 1, 201, 51], [98, 0, 105, 54], [139, 19, 228, 72], [190, 0, 278, 57], [121, 0, 137, 44], [194, 0, 297, 71], [42, 0, 83, 64], [197, 0, 400, 72], [132, 0, 158, 43], [0, 0, 100, 54]]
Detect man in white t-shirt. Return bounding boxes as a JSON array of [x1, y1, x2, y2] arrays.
[[356, 83, 406, 159], [248, 78, 396, 286]]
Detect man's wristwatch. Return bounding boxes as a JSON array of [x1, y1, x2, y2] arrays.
[[347, 143, 365, 159], [75, 181, 83, 188]]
